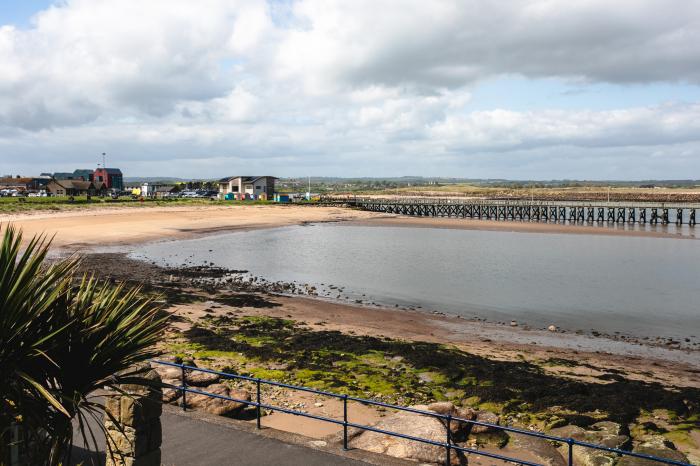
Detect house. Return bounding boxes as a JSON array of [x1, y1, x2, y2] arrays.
[[46, 180, 103, 197], [218, 176, 276, 200], [140, 183, 176, 198], [93, 168, 124, 191]]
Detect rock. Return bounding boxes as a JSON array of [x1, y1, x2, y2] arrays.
[[618, 436, 689, 466], [471, 410, 500, 434], [161, 384, 182, 404], [427, 402, 476, 434], [548, 325, 557, 332], [154, 365, 182, 383], [590, 421, 628, 437], [470, 430, 509, 448], [314, 402, 324, 408], [550, 423, 630, 466], [185, 384, 251, 416], [510, 321, 518, 327], [185, 370, 220, 387], [508, 433, 566, 466], [346, 404, 468, 465]]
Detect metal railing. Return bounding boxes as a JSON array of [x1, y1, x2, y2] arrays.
[[153, 360, 692, 466]]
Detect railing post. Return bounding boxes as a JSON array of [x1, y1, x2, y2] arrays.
[[445, 413, 452, 466], [568, 438, 574, 466], [256, 378, 261, 429], [343, 394, 349, 451], [181, 364, 187, 412]]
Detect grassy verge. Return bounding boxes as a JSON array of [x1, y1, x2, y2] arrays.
[[0, 196, 275, 213]]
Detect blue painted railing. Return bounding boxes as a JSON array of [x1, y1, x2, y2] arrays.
[[152, 360, 692, 466]]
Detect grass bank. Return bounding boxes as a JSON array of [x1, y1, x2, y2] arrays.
[[0, 196, 274, 213]]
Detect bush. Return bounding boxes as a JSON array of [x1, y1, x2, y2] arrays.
[[0, 225, 167, 465]]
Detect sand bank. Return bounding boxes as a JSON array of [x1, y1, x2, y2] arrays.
[[0, 204, 381, 248]]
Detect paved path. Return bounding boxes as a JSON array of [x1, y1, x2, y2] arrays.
[[72, 407, 376, 466]]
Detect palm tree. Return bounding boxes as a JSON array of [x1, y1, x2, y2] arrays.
[[0, 225, 167, 465]]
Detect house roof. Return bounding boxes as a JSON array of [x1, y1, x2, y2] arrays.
[[51, 180, 94, 190], [0, 177, 35, 186], [218, 176, 278, 183]]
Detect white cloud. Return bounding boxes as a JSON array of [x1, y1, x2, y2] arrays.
[[1, 0, 700, 178]]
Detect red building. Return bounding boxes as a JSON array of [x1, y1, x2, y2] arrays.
[[93, 168, 123, 191]]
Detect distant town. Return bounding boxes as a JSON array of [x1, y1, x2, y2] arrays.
[[2, 166, 700, 203]]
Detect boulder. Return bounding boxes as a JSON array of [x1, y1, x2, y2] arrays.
[[347, 403, 468, 465], [154, 365, 182, 383], [185, 370, 221, 387], [507, 433, 566, 466], [427, 402, 476, 434], [162, 385, 182, 404], [185, 384, 251, 416], [550, 423, 630, 466], [470, 429, 509, 449], [617, 436, 689, 466], [471, 410, 500, 434]]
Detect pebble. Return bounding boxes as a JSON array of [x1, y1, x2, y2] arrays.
[[547, 325, 557, 332]]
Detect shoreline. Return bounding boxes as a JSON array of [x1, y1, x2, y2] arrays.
[[3, 204, 697, 251], [76, 250, 700, 381], [7, 204, 696, 368]]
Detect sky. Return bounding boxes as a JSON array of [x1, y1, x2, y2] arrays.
[[1, 0, 700, 180]]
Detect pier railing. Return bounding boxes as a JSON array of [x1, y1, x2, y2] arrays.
[[152, 360, 692, 466]]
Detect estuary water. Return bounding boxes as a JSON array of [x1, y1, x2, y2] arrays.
[[130, 224, 700, 343]]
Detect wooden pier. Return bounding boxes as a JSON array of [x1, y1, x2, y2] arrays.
[[321, 196, 699, 226]]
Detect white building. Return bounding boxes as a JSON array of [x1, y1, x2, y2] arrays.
[[218, 176, 276, 200]]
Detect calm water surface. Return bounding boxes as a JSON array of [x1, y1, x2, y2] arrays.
[[130, 224, 700, 342]]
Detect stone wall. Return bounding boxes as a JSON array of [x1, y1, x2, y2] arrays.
[[104, 364, 163, 466]]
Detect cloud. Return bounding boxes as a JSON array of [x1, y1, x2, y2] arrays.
[[278, 0, 700, 91], [0, 0, 700, 178]]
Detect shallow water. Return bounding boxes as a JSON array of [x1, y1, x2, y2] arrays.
[[130, 224, 700, 343]]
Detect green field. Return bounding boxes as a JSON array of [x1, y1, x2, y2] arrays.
[[0, 196, 274, 214]]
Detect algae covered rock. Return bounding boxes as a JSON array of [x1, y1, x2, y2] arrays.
[[617, 436, 689, 466], [550, 422, 630, 466]]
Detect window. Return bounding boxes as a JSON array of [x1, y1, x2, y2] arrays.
[[255, 185, 261, 190], [232, 185, 239, 192]]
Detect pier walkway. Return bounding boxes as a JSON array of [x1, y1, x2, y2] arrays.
[[322, 196, 700, 225]]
